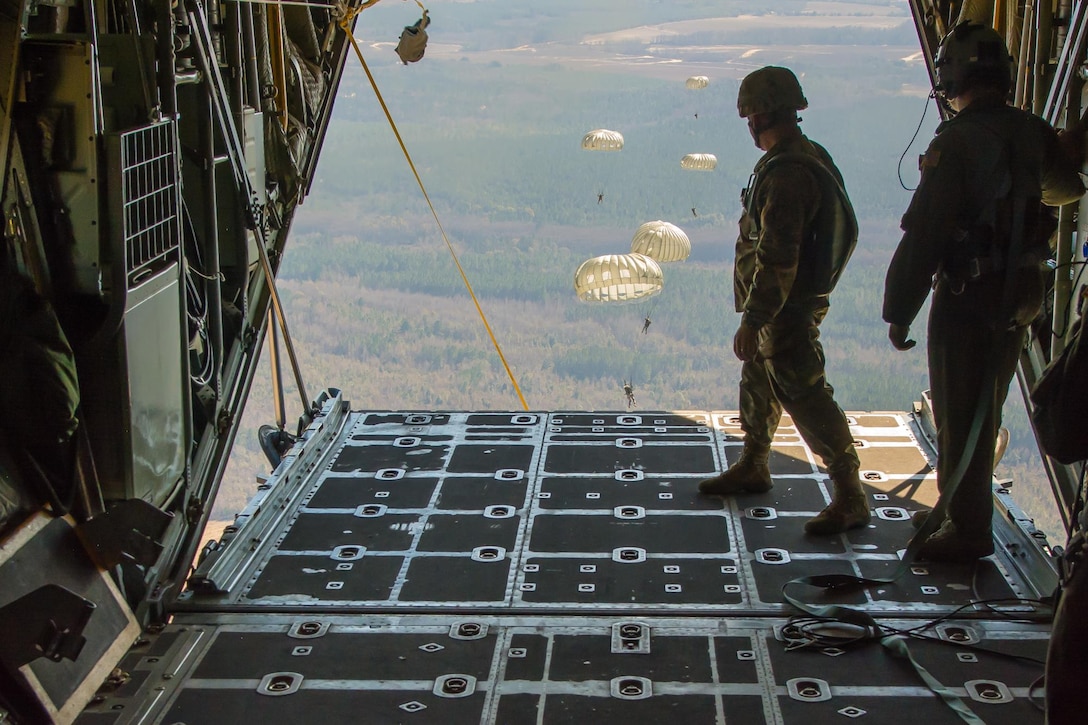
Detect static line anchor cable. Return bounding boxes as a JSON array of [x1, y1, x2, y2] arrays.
[[336, 2, 529, 410], [255, 233, 311, 414]]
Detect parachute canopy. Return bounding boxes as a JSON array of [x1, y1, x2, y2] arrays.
[[574, 253, 663, 303], [681, 153, 717, 171], [630, 221, 690, 263], [581, 129, 625, 151], [685, 75, 710, 90]]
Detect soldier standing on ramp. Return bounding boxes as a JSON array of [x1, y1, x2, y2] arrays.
[[698, 66, 869, 536], [883, 23, 1084, 562]]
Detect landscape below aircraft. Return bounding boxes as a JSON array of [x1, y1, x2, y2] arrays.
[[0, 0, 1086, 722]]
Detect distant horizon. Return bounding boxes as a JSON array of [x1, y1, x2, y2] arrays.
[[212, 0, 1065, 541]]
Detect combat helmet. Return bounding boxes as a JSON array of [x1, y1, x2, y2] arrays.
[[737, 66, 809, 118], [934, 21, 1013, 99]]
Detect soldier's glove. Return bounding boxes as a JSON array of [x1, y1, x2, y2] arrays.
[[888, 323, 916, 351]]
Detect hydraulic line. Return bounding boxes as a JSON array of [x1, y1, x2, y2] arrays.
[[255, 236, 311, 414], [268, 307, 287, 430]]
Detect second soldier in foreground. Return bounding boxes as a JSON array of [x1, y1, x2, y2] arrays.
[[883, 23, 1085, 562], [698, 66, 868, 535]]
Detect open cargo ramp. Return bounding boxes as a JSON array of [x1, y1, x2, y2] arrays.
[[77, 392, 1057, 724]]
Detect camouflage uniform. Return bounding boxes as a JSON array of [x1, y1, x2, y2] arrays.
[[735, 134, 860, 478], [884, 100, 1084, 544]]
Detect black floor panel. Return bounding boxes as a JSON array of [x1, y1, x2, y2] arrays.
[[174, 411, 1040, 614], [306, 475, 440, 509], [83, 615, 1050, 725], [519, 557, 741, 605], [138, 409, 1053, 724], [246, 553, 403, 601], [401, 555, 513, 602], [278, 511, 421, 552], [526, 512, 731, 554]]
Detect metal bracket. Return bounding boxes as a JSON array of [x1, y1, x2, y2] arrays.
[[0, 584, 95, 669], [611, 622, 651, 654], [78, 498, 173, 568]]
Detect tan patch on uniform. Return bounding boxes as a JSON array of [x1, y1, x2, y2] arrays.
[[918, 149, 941, 170]]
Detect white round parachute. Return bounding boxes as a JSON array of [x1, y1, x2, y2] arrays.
[[685, 75, 710, 90], [681, 153, 717, 171], [630, 221, 690, 263], [581, 129, 625, 151], [574, 253, 663, 303]]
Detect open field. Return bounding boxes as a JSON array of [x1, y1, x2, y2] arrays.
[[350, 0, 922, 83], [204, 1, 1067, 544]]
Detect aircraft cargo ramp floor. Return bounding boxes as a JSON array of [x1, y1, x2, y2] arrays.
[[79, 393, 1058, 724]]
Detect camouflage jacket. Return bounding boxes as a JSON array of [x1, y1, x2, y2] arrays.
[[735, 133, 849, 330]]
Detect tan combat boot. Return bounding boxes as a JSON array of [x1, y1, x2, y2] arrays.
[[804, 468, 871, 535], [917, 520, 994, 563], [698, 448, 773, 495], [911, 509, 941, 530]]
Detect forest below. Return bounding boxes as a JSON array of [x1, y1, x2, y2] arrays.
[[210, 0, 1068, 542]]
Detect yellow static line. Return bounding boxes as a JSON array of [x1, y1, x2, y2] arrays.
[[337, 8, 529, 410]]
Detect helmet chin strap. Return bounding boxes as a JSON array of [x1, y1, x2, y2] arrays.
[[747, 117, 765, 145], [747, 112, 801, 146], [936, 94, 958, 117]]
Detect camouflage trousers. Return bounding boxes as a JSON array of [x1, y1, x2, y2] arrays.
[[737, 305, 859, 477]]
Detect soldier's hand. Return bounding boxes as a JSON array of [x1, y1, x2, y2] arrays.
[[888, 323, 916, 351], [733, 322, 759, 362]]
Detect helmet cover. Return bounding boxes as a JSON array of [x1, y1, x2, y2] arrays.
[[737, 66, 809, 117]]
